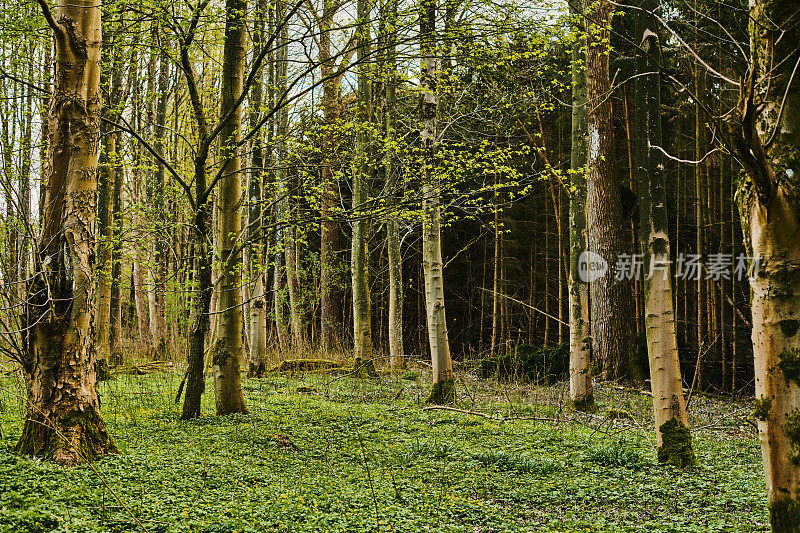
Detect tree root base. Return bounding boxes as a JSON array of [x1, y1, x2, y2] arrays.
[[426, 378, 455, 405], [14, 407, 118, 466], [657, 419, 696, 468], [572, 393, 598, 413]]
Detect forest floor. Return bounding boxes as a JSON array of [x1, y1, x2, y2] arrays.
[[0, 363, 767, 532]]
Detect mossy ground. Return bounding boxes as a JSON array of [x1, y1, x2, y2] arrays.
[[0, 368, 768, 532]]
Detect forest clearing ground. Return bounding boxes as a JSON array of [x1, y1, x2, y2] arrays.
[[0, 365, 766, 532]]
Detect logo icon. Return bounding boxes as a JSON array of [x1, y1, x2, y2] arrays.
[[578, 250, 608, 282]]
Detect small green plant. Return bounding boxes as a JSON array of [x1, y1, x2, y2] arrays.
[[471, 450, 560, 474], [585, 439, 644, 468]]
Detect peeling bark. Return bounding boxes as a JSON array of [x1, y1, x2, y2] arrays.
[[16, 0, 117, 465]]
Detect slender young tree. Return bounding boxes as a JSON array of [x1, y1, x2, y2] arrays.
[[351, 0, 373, 363], [633, 0, 694, 467], [96, 17, 125, 367], [568, 0, 595, 412], [248, 0, 269, 373], [420, 0, 454, 404], [15, 0, 117, 465], [382, 0, 404, 370], [212, 0, 249, 415], [729, 0, 800, 527]]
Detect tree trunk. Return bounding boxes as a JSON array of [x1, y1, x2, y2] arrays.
[[247, 0, 269, 375], [212, 0, 249, 416], [585, 0, 635, 380], [568, 0, 595, 412], [319, 1, 344, 351], [97, 23, 125, 367], [352, 0, 373, 365], [634, 3, 694, 467], [731, 0, 800, 528], [152, 46, 170, 358], [383, 0, 404, 370], [15, 0, 117, 465], [420, 0, 454, 404]]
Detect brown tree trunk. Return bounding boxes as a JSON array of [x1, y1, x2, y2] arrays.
[[319, 1, 344, 351], [16, 0, 117, 465], [212, 0, 249, 415], [585, 0, 636, 380]]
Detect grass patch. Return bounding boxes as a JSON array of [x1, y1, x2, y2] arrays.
[[0, 371, 768, 532]]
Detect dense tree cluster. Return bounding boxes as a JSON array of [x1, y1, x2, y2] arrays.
[[1, 0, 799, 529]]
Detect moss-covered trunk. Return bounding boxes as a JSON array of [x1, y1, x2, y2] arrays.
[[634, 0, 694, 467], [731, 0, 800, 529], [16, 0, 117, 466]]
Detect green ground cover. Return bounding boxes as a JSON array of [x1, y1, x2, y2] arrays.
[[0, 369, 767, 532]]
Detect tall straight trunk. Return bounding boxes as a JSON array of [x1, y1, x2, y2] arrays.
[[585, 0, 635, 380], [38, 43, 51, 223], [420, 0, 454, 404], [15, 0, 117, 465], [247, 0, 268, 373], [634, 4, 694, 467], [152, 47, 170, 357], [109, 114, 124, 359], [18, 56, 33, 300], [130, 55, 152, 350], [351, 0, 373, 364], [96, 26, 125, 365], [274, 2, 302, 351], [694, 68, 707, 388], [212, 0, 249, 416], [568, 0, 595, 412], [730, 0, 800, 528], [319, 0, 344, 350], [384, 0, 404, 370]]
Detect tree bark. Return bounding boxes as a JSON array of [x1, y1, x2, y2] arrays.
[[247, 0, 269, 374], [634, 3, 694, 467], [383, 0, 404, 370], [585, 0, 636, 380], [212, 0, 249, 416], [319, 0, 344, 351], [352, 0, 373, 364], [568, 0, 595, 412], [420, 0, 454, 404], [15, 0, 117, 465], [731, 0, 800, 528]]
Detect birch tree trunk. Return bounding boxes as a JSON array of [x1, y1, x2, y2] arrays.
[[568, 0, 595, 412], [420, 0, 454, 404], [634, 2, 694, 467], [730, 0, 800, 527], [212, 0, 249, 415], [15, 0, 117, 465], [247, 0, 268, 374]]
